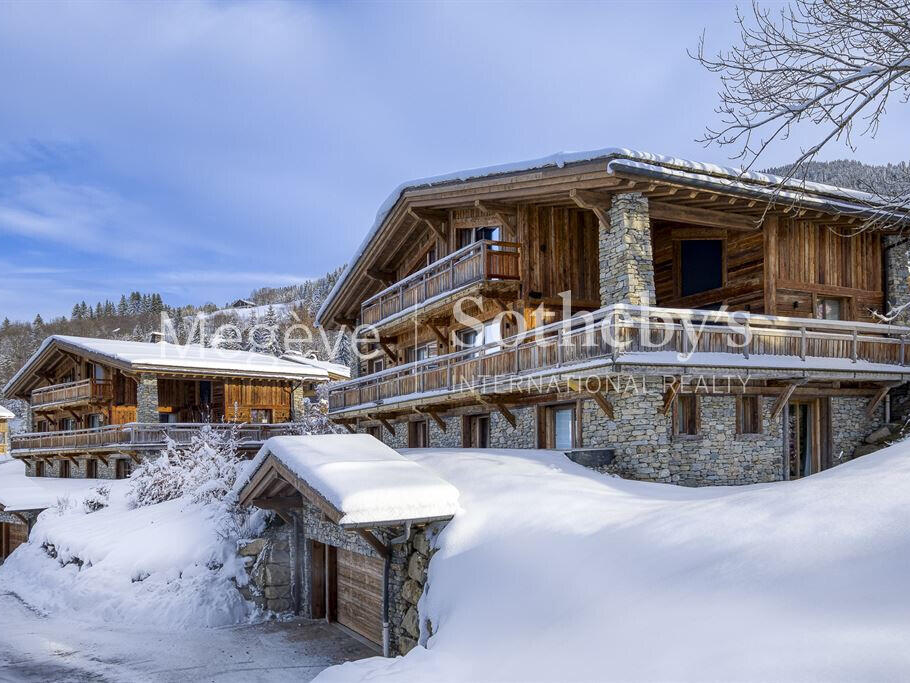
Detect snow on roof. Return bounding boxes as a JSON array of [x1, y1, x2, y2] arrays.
[[237, 435, 459, 527], [316, 146, 905, 325], [0, 459, 103, 512], [0, 405, 14, 419], [280, 351, 351, 379], [5, 335, 330, 394]]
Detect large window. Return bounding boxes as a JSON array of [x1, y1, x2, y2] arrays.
[[59, 460, 70, 479], [457, 226, 500, 249], [85, 458, 98, 479], [674, 395, 699, 436], [456, 319, 502, 355], [408, 419, 429, 448], [679, 240, 724, 297], [541, 403, 578, 450], [406, 343, 435, 364], [250, 409, 273, 424], [816, 297, 844, 321], [116, 459, 132, 480]]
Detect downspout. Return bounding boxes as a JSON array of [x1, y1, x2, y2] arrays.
[[383, 520, 412, 658]]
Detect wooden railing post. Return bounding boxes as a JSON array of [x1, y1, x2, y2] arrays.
[[851, 328, 858, 363], [799, 327, 806, 360], [743, 319, 750, 359]]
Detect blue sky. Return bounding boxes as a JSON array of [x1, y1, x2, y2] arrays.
[[1, 1, 907, 321]]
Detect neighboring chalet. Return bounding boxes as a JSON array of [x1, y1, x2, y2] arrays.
[[317, 148, 910, 486], [3, 336, 336, 480], [0, 405, 13, 455]]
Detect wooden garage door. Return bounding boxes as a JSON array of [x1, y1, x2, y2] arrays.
[[1, 522, 28, 559], [336, 548, 383, 645]]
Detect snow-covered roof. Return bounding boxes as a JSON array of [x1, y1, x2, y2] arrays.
[[0, 405, 14, 420], [280, 351, 351, 380], [0, 459, 103, 512], [236, 435, 459, 527], [316, 146, 907, 326], [5, 335, 331, 396]]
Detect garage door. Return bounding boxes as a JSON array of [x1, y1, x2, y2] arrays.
[[1, 522, 28, 559], [336, 548, 383, 645]]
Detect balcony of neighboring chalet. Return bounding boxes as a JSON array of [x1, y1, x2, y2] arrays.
[[30, 378, 113, 410], [360, 239, 520, 336]]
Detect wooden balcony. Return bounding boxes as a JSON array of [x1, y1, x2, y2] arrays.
[[11, 422, 296, 457], [361, 240, 520, 331], [31, 379, 113, 409], [328, 305, 910, 415]]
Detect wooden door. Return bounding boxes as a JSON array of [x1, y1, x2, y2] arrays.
[[1, 522, 28, 559], [335, 548, 384, 645], [788, 400, 825, 478]]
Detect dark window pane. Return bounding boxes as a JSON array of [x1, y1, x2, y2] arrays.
[[680, 240, 723, 297]]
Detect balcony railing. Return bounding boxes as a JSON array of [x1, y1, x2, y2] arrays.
[[328, 305, 910, 413], [11, 422, 296, 455], [361, 240, 520, 327], [31, 379, 113, 408]]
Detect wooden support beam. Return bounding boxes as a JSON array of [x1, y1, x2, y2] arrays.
[[763, 214, 779, 315], [569, 188, 611, 227], [416, 407, 446, 432], [378, 416, 395, 435], [661, 382, 681, 416], [366, 267, 396, 287], [474, 200, 516, 229], [342, 423, 356, 434], [427, 323, 448, 346], [250, 494, 304, 511], [408, 207, 447, 241], [355, 528, 389, 559], [567, 378, 614, 419], [649, 201, 759, 231], [866, 383, 901, 419], [128, 453, 142, 464], [380, 342, 397, 362], [770, 381, 806, 421], [494, 402, 516, 428]]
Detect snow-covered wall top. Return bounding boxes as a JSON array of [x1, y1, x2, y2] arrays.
[[316, 146, 901, 326], [0, 459, 102, 511], [236, 434, 460, 527], [4, 335, 329, 395]]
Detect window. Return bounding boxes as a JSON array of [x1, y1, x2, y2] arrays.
[[159, 412, 178, 423], [366, 424, 383, 443], [368, 357, 384, 375], [85, 458, 97, 479], [408, 419, 429, 448], [455, 319, 502, 355], [457, 226, 501, 249], [816, 297, 843, 321], [89, 362, 107, 381], [679, 240, 723, 297], [737, 396, 762, 434], [406, 343, 434, 364], [464, 414, 490, 448], [34, 460, 45, 477], [59, 459, 70, 479], [250, 409, 273, 424], [541, 404, 578, 450], [61, 417, 77, 431], [86, 413, 102, 429], [199, 381, 212, 406], [674, 395, 699, 435], [116, 459, 132, 480]]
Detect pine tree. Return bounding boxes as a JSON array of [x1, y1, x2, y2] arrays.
[[118, 295, 128, 316]]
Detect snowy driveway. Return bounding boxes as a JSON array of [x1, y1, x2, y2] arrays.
[[0, 592, 375, 682]]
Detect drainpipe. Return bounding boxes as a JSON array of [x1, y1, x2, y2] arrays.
[[383, 521, 413, 658]]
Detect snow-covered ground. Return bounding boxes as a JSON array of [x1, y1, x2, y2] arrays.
[[319, 444, 910, 682]]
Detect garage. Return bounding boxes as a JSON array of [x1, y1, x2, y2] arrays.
[[310, 541, 385, 647], [0, 521, 28, 560]]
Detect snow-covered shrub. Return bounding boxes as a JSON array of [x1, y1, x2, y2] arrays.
[[83, 484, 111, 513], [128, 425, 243, 508], [55, 495, 74, 515], [294, 397, 344, 435]]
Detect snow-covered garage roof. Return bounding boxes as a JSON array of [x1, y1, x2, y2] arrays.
[[0, 459, 103, 512], [235, 434, 459, 528], [5, 335, 331, 398]]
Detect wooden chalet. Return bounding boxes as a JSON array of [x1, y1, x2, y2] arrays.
[[316, 148, 910, 486], [3, 336, 336, 479]]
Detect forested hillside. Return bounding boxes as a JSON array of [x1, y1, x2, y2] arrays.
[[0, 267, 346, 417], [763, 159, 909, 196]]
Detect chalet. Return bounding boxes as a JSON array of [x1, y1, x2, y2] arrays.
[[316, 148, 910, 486], [0, 405, 13, 455], [3, 335, 337, 480]]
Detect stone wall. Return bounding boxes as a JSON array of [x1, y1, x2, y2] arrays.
[[600, 192, 656, 307], [137, 374, 159, 423], [583, 382, 783, 486], [884, 235, 910, 324], [238, 524, 294, 613], [831, 395, 885, 465], [488, 406, 536, 448], [291, 386, 307, 421]]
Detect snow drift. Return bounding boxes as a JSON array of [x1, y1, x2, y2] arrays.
[[0, 481, 262, 628], [318, 444, 910, 682]]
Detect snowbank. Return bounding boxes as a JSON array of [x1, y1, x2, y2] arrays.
[[238, 435, 459, 526], [0, 459, 103, 511], [319, 445, 910, 682], [0, 481, 262, 628]]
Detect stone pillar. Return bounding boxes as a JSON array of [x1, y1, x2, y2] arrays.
[[136, 374, 159, 423], [291, 384, 307, 421], [884, 235, 910, 323], [599, 192, 656, 307]]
